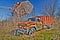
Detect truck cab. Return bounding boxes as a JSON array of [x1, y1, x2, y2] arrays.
[[15, 17, 43, 35], [28, 17, 43, 23], [28, 17, 43, 29]]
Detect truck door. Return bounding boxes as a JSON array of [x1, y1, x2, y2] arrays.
[[36, 18, 43, 29]]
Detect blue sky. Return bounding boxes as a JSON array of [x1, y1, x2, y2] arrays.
[[0, 0, 60, 21]]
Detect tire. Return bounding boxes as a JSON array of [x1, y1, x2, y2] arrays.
[[31, 27, 36, 32], [28, 27, 37, 35], [10, 29, 20, 36], [43, 25, 48, 29], [47, 25, 51, 29], [28, 28, 34, 35], [43, 25, 51, 29], [10, 30, 15, 35], [28, 30, 32, 35], [15, 29, 21, 36]]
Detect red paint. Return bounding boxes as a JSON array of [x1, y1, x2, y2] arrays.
[[36, 16, 55, 25]]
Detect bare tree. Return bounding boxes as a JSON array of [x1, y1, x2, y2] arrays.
[[41, 0, 58, 17], [57, 8, 60, 18], [58, 13, 60, 18]]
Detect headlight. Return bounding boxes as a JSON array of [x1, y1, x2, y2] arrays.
[[18, 26, 22, 28]]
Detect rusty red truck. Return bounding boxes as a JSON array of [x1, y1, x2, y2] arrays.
[[11, 16, 55, 36]]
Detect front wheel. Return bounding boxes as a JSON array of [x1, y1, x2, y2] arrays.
[[28, 29, 33, 35], [28, 27, 35, 35], [10, 29, 20, 36]]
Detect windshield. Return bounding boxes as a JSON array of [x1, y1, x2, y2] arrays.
[[28, 18, 35, 21], [28, 18, 42, 22]]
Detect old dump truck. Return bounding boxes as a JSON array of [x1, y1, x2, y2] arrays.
[[11, 16, 55, 36]]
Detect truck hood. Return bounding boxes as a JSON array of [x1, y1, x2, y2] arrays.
[[18, 21, 35, 25]]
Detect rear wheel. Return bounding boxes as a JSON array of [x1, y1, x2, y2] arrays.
[[47, 25, 52, 29], [43, 25, 51, 29], [43, 25, 48, 29]]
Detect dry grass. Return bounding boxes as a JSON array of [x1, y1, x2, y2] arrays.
[[0, 18, 60, 40]]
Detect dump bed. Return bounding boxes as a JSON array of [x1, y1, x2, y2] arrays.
[[36, 16, 55, 25]]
